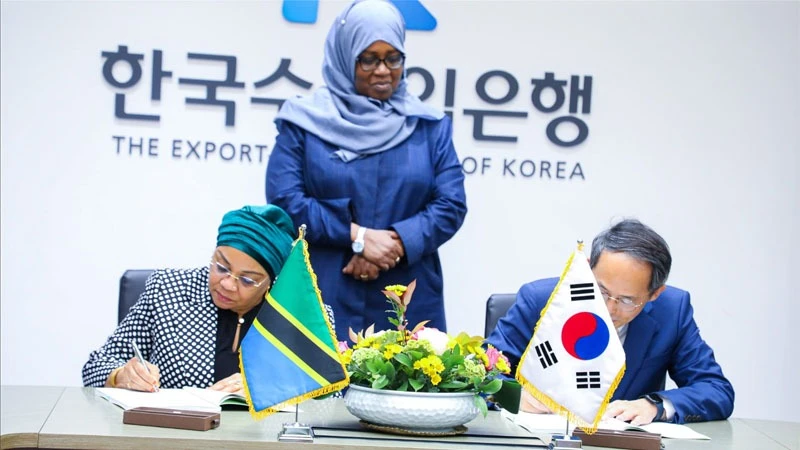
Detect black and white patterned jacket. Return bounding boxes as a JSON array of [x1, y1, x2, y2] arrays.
[[83, 266, 337, 388], [83, 267, 220, 388]]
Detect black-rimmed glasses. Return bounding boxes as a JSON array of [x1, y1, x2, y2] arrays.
[[356, 53, 405, 72]]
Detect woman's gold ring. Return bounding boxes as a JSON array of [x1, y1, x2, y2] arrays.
[[395, 256, 400, 263], [360, 274, 368, 280]]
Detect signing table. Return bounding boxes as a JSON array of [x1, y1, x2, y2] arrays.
[[1, 386, 798, 450]]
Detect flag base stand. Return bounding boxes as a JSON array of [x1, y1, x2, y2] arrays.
[[549, 434, 582, 449], [278, 423, 314, 442]]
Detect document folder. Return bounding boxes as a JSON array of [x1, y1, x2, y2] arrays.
[[123, 406, 221, 431]]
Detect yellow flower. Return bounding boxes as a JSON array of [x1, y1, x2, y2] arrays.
[[413, 355, 445, 385], [384, 284, 407, 297], [466, 341, 483, 356], [346, 280, 513, 397], [383, 344, 403, 359], [476, 348, 489, 367], [452, 331, 485, 358], [341, 349, 353, 365], [495, 356, 510, 374], [355, 335, 375, 349]]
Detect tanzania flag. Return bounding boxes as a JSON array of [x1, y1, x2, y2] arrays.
[[240, 229, 349, 419], [516, 242, 625, 433]]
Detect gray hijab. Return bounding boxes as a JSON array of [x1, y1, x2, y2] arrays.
[[275, 0, 444, 162]]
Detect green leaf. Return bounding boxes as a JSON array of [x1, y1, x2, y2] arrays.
[[365, 358, 383, 373], [480, 378, 503, 395], [394, 352, 412, 368], [384, 362, 396, 380], [474, 394, 489, 417], [406, 350, 424, 360], [372, 375, 389, 390], [397, 380, 409, 391], [408, 378, 424, 391], [439, 349, 463, 368], [438, 380, 469, 390], [439, 352, 455, 365]]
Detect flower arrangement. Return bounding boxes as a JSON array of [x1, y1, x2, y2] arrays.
[[338, 280, 511, 416]]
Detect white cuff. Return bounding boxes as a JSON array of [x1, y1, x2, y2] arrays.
[[662, 396, 676, 421]]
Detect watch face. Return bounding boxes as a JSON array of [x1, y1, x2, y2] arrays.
[[351, 241, 364, 254]]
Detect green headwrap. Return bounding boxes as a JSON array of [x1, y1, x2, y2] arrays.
[[216, 205, 295, 280]]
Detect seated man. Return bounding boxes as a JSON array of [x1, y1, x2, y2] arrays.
[[487, 219, 734, 424]]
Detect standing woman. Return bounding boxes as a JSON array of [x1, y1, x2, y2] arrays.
[[267, 0, 467, 340]]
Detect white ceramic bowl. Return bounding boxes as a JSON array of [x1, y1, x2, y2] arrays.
[[343, 384, 480, 431]]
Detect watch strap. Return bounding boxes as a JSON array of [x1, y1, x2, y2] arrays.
[[643, 393, 665, 422], [355, 226, 367, 243], [351, 226, 367, 255]]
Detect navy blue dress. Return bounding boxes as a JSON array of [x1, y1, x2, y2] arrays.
[[266, 117, 467, 341]]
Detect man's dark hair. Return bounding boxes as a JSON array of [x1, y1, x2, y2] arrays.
[[589, 219, 672, 293]]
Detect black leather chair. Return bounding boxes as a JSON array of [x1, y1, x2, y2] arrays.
[[118, 270, 154, 323], [484, 293, 516, 337]]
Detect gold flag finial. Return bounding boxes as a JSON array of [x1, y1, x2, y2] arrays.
[[299, 224, 307, 240], [577, 240, 584, 252]]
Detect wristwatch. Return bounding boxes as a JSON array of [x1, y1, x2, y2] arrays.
[[351, 226, 367, 255], [642, 393, 665, 422]]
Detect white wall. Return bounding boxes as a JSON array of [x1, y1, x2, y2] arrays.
[[2, 0, 798, 422]]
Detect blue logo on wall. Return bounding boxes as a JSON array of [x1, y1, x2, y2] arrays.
[[282, 0, 437, 31]]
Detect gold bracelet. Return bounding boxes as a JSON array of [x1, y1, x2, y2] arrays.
[[109, 367, 123, 387]]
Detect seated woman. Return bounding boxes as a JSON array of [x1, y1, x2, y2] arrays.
[[82, 204, 330, 394]]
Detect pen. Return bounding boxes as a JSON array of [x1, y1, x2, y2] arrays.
[[130, 340, 159, 392]]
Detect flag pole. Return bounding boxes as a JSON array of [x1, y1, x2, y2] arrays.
[[245, 221, 348, 439], [277, 223, 315, 442], [550, 417, 582, 449], [299, 223, 307, 240], [277, 417, 314, 442], [551, 240, 585, 449]]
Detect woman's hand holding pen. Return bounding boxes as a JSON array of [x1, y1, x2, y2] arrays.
[[113, 357, 161, 392]]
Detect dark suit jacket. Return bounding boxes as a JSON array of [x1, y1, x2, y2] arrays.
[[487, 278, 734, 423]]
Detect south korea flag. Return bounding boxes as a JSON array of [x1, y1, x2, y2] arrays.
[[516, 242, 626, 433]]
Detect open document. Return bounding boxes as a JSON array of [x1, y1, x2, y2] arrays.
[[502, 409, 710, 440], [97, 387, 234, 412]]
